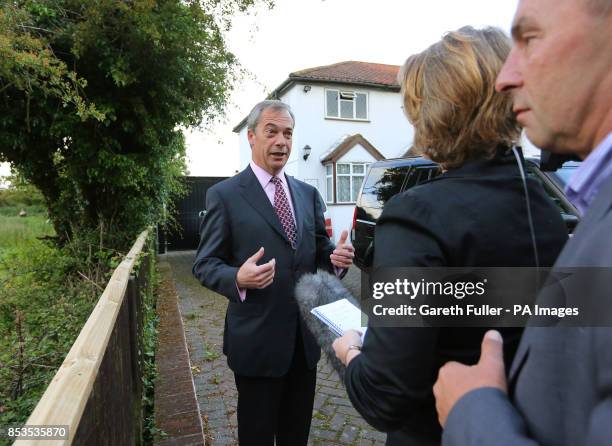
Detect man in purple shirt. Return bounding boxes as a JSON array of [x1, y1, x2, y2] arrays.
[[193, 100, 353, 446], [433, 0, 612, 445]]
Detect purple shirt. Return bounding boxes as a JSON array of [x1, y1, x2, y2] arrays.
[[565, 132, 612, 215]]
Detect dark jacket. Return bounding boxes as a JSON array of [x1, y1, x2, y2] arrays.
[[443, 173, 612, 446], [344, 155, 568, 445], [192, 166, 336, 377]]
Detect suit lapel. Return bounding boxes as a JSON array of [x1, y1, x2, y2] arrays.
[[509, 176, 612, 387], [508, 332, 531, 385], [239, 166, 291, 246], [286, 174, 305, 250]]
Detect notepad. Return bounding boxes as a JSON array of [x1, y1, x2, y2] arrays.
[[311, 298, 367, 340]]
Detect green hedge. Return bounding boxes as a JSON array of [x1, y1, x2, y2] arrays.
[[0, 186, 45, 209]]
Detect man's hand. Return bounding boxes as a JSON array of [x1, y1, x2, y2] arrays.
[[330, 230, 355, 269], [433, 330, 507, 427], [236, 247, 275, 289]]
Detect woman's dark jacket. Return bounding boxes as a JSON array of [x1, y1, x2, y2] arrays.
[[344, 154, 568, 445]]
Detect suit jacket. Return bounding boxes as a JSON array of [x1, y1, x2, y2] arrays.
[[443, 173, 612, 446], [192, 166, 336, 377], [344, 155, 568, 445]]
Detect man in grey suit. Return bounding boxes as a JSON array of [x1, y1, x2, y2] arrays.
[[433, 0, 612, 444], [193, 100, 353, 446]]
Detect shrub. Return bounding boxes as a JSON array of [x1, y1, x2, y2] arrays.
[[0, 240, 97, 429], [0, 184, 45, 209]]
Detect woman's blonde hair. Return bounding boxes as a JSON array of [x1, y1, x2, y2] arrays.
[[399, 26, 520, 169]]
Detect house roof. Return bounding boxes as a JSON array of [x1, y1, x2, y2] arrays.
[[233, 61, 401, 132], [291, 61, 400, 89], [320, 134, 385, 164]]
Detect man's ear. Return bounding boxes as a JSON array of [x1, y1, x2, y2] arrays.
[[247, 128, 255, 148]]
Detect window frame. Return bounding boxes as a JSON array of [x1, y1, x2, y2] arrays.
[[325, 161, 369, 204], [325, 165, 334, 204], [325, 88, 369, 121]]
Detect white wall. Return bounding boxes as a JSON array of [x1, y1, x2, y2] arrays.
[[234, 81, 414, 242], [237, 82, 412, 168], [337, 144, 378, 163], [327, 205, 355, 244], [238, 127, 251, 171], [291, 83, 412, 181], [289, 83, 412, 242], [520, 131, 541, 158]]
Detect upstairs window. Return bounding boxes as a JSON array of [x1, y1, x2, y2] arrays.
[[326, 89, 368, 120]]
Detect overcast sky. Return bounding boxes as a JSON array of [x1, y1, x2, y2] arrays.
[[0, 0, 520, 182], [185, 0, 520, 176]]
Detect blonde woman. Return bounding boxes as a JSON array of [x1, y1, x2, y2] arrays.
[[332, 26, 567, 445]]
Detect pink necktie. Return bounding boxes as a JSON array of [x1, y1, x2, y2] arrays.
[[271, 176, 297, 249]]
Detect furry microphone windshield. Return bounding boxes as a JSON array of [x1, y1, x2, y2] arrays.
[[295, 270, 361, 381]]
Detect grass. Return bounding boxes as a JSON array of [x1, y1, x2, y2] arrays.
[[204, 350, 220, 361], [0, 208, 54, 286], [0, 239, 95, 442], [0, 203, 68, 441], [0, 204, 47, 217], [0, 209, 159, 445], [0, 214, 54, 253], [0, 198, 160, 445]]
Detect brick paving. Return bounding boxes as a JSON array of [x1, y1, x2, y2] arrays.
[[154, 261, 206, 446], [163, 251, 385, 446]]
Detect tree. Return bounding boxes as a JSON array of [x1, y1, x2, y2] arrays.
[[0, 0, 271, 251]]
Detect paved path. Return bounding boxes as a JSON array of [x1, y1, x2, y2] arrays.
[[164, 251, 385, 446], [154, 261, 205, 445]]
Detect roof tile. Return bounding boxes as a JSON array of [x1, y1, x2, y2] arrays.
[[290, 61, 399, 88]]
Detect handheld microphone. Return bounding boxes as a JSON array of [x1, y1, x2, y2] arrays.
[[295, 271, 359, 380]]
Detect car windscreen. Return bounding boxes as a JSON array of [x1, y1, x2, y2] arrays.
[[358, 165, 408, 210], [551, 164, 578, 187], [527, 164, 576, 215]]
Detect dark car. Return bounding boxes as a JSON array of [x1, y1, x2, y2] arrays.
[[351, 156, 580, 272]]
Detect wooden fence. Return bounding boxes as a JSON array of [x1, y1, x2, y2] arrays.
[[15, 230, 152, 446]]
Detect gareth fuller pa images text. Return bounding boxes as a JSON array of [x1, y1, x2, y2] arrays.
[[369, 278, 579, 319]]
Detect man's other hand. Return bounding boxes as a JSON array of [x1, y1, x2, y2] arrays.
[[237, 247, 276, 289], [433, 330, 507, 427], [330, 230, 355, 269]]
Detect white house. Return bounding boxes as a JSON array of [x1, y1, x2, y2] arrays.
[[233, 61, 414, 241]]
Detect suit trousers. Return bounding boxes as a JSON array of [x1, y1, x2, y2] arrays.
[[234, 325, 317, 446]]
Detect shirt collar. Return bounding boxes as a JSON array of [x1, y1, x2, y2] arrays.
[[249, 160, 287, 189], [565, 132, 612, 212]]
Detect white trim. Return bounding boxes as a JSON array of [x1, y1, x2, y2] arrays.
[[335, 162, 368, 204], [325, 164, 334, 204], [324, 88, 369, 121]]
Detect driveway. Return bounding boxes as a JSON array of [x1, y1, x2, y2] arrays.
[[163, 251, 384, 445]]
